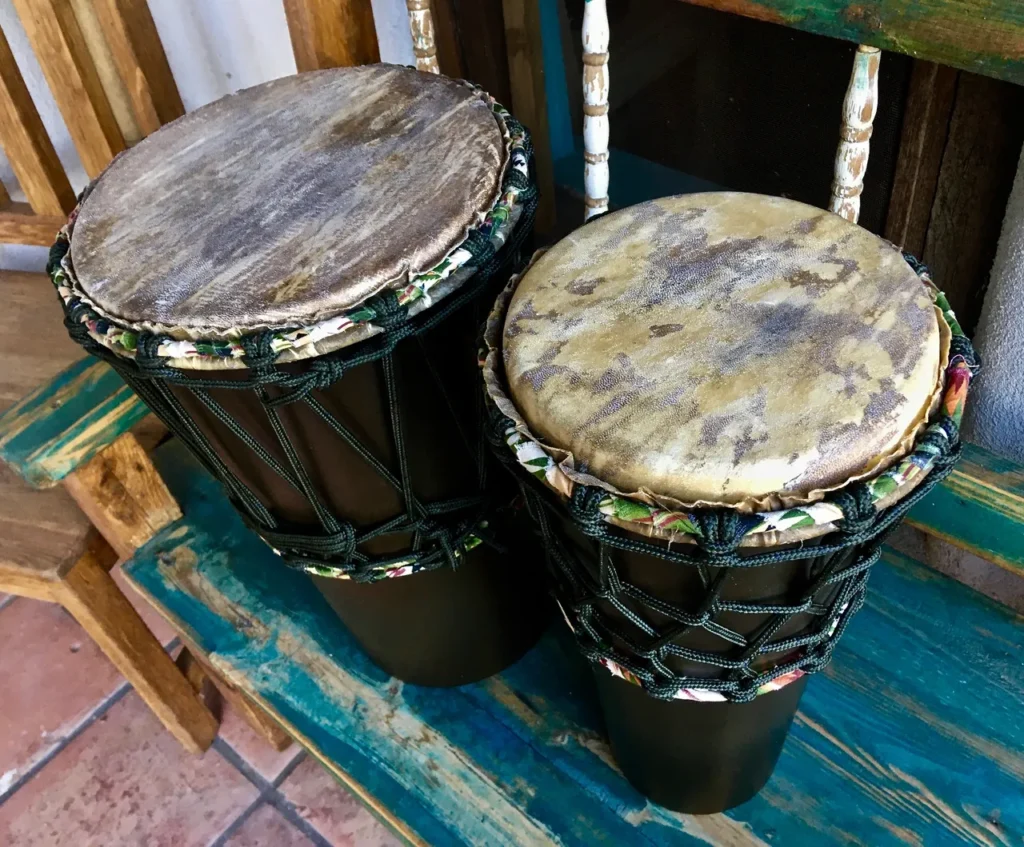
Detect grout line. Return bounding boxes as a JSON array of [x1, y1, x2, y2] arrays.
[[206, 793, 265, 847], [212, 738, 329, 847], [0, 680, 132, 805], [0, 630, 182, 806]]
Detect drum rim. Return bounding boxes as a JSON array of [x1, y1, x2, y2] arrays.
[[482, 240, 975, 551], [51, 78, 531, 371]]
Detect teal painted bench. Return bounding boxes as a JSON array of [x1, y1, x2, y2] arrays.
[[122, 439, 1024, 846]]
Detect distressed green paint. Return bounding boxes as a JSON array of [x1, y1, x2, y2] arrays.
[[0, 358, 149, 487], [124, 441, 1023, 846], [679, 0, 1024, 85], [907, 441, 1024, 578]]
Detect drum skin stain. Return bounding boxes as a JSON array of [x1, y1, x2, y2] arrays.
[[503, 193, 947, 510]]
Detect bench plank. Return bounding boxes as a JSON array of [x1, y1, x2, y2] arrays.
[[0, 358, 149, 487], [123, 441, 1024, 847], [906, 442, 1024, 578], [676, 0, 1024, 86]]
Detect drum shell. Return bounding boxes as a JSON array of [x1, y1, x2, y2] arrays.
[[155, 285, 549, 685], [554, 516, 859, 813]]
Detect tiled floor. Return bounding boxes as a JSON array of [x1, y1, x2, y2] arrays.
[[0, 582, 402, 847]]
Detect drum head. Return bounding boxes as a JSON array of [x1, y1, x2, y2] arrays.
[[70, 66, 508, 339], [503, 193, 946, 509]]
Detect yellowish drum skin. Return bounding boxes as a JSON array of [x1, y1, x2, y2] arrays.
[[503, 193, 945, 512]]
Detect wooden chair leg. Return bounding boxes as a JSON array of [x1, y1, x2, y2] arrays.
[[177, 645, 293, 752], [54, 544, 218, 754], [63, 431, 181, 560]]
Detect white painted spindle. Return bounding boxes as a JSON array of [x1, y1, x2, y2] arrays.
[[829, 44, 880, 225], [406, 0, 440, 74], [582, 0, 609, 220]]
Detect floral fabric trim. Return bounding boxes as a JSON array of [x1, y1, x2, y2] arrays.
[[499, 281, 970, 548], [53, 84, 529, 368]]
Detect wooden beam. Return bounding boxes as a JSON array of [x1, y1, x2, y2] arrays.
[[407, 0, 440, 73], [92, 0, 185, 137], [829, 45, 880, 225], [63, 431, 182, 560], [283, 0, 380, 71], [579, 0, 608, 221], [0, 202, 66, 246], [11, 0, 125, 178], [0, 26, 75, 216], [884, 60, 958, 257], [502, 0, 556, 233], [672, 0, 1024, 87]]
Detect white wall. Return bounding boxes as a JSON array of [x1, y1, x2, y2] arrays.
[[0, 0, 414, 271]]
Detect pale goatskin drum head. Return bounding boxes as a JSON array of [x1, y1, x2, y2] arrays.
[[503, 193, 945, 510], [69, 65, 507, 339]]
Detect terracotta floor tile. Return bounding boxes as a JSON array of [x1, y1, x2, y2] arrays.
[[217, 700, 303, 782], [0, 598, 123, 795], [0, 691, 259, 847], [279, 758, 402, 847], [110, 563, 178, 646], [223, 803, 314, 846]]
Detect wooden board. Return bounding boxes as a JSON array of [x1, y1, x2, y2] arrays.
[[283, 0, 380, 71], [123, 440, 1024, 847], [0, 358, 149, 487], [906, 442, 1024, 580], [0, 26, 75, 217], [674, 0, 1024, 86]]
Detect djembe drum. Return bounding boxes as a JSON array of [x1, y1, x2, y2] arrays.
[[53, 66, 550, 686], [483, 193, 976, 812]]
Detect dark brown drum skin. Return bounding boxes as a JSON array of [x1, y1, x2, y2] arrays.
[[165, 291, 550, 686], [556, 518, 855, 812]]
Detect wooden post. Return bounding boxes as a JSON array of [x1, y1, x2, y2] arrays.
[[284, 0, 380, 72], [62, 432, 182, 560], [407, 0, 440, 74], [0, 26, 75, 217], [56, 541, 218, 754], [582, 0, 610, 220], [92, 0, 185, 137], [11, 0, 126, 179], [502, 0, 556, 234], [829, 45, 881, 225]]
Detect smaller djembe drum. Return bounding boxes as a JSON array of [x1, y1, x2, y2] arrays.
[[483, 193, 976, 812], [53, 66, 549, 687]]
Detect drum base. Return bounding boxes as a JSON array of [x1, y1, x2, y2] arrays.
[[312, 544, 551, 687], [594, 668, 808, 814]]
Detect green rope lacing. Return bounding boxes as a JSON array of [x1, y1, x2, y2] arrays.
[[485, 253, 975, 703], [55, 130, 538, 583]]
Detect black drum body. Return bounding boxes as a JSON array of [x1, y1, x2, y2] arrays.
[[547, 515, 859, 812]]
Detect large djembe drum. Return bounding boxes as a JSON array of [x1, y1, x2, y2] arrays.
[[53, 66, 549, 686], [483, 193, 976, 812]]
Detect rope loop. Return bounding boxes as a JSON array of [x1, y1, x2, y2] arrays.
[[694, 509, 745, 558], [364, 290, 409, 332], [568, 484, 606, 537], [833, 482, 876, 539]]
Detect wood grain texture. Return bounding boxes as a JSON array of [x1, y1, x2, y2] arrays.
[[63, 431, 181, 559], [0, 26, 75, 216], [406, 0, 440, 74], [907, 442, 1024, 579], [884, 60, 958, 256], [829, 45, 880, 224], [284, 0, 380, 71], [0, 357, 150, 487], [92, 0, 184, 137], [920, 72, 1024, 336], [673, 0, 1024, 86], [0, 271, 82, 412], [0, 203, 67, 245], [11, 0, 125, 178], [581, 0, 609, 220], [501, 0, 555, 233], [123, 440, 1024, 846], [57, 537, 218, 754]]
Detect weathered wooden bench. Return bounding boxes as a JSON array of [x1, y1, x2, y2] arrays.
[[114, 436, 1022, 846]]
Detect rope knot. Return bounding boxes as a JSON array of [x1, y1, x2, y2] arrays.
[[695, 509, 744, 558], [462, 229, 496, 265], [834, 483, 876, 538], [240, 333, 278, 372], [134, 332, 171, 373], [568, 485, 606, 537], [366, 291, 408, 331]]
